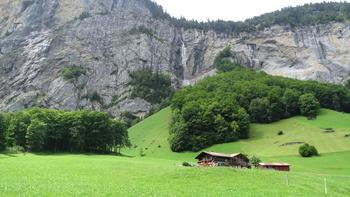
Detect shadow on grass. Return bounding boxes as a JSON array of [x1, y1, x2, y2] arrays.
[[0, 152, 20, 159], [31, 151, 135, 158]]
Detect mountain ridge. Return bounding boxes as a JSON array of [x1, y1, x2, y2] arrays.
[[0, 0, 350, 115]]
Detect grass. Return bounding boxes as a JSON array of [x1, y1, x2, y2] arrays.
[[0, 153, 349, 197], [125, 108, 350, 159], [1, 108, 349, 196]]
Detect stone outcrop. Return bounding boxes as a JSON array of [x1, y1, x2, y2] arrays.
[[0, 0, 349, 115]]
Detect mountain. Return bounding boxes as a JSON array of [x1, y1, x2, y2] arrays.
[[1, 0, 350, 115]]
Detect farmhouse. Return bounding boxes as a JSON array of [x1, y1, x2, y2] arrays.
[[195, 152, 250, 167], [257, 163, 290, 171]]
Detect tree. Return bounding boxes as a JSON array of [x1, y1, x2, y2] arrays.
[[282, 88, 301, 116], [26, 119, 47, 151], [249, 97, 270, 123], [299, 93, 321, 118], [299, 143, 319, 157], [0, 113, 6, 151], [232, 108, 250, 139], [111, 120, 130, 154], [345, 79, 350, 89], [169, 110, 189, 152]]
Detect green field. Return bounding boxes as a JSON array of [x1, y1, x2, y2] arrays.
[[0, 153, 349, 196], [1, 108, 350, 196]]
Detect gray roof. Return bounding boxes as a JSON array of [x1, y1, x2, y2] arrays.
[[195, 151, 244, 159], [259, 163, 290, 166]]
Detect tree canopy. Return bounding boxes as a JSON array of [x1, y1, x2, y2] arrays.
[[0, 108, 130, 153]]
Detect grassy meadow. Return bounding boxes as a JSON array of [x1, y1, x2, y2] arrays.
[[1, 108, 350, 196], [1, 153, 349, 196]]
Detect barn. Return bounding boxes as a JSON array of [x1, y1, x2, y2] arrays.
[[257, 163, 291, 171], [195, 152, 250, 168]]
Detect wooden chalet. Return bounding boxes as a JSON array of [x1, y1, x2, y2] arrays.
[[195, 152, 250, 168], [257, 163, 290, 171]]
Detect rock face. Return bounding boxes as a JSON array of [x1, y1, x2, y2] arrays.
[[0, 0, 350, 114]]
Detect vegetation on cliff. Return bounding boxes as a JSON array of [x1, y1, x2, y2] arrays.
[[144, 0, 350, 34], [128, 67, 175, 104]]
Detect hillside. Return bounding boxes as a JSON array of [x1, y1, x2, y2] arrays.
[[124, 108, 350, 170], [1, 0, 350, 115]]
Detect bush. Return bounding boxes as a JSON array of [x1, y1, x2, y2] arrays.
[[182, 161, 192, 167], [250, 156, 261, 166], [61, 66, 86, 83], [324, 128, 335, 133], [139, 148, 146, 157], [278, 130, 284, 135], [79, 11, 91, 20], [3, 146, 24, 154], [299, 143, 319, 157], [214, 47, 240, 73]]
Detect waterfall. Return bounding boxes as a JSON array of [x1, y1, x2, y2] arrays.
[[181, 40, 187, 68], [181, 40, 191, 86]]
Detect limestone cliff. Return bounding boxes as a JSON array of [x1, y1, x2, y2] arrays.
[[0, 0, 349, 115]]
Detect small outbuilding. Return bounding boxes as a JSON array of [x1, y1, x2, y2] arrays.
[[257, 163, 290, 171], [195, 152, 250, 168]]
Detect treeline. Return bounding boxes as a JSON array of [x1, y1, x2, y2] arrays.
[[143, 0, 350, 34], [169, 64, 350, 152], [0, 108, 130, 153]]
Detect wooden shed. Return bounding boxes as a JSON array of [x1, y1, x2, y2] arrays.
[[257, 163, 290, 171], [195, 152, 250, 168]]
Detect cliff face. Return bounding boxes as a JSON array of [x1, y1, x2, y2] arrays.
[[0, 0, 349, 115]]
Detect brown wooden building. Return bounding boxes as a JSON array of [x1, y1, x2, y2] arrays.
[[257, 163, 290, 171], [195, 152, 250, 168]]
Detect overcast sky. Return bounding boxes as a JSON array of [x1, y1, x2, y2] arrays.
[[153, 0, 349, 22]]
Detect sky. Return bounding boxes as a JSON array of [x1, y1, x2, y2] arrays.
[[153, 0, 349, 22]]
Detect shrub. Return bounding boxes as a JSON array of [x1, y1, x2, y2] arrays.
[[139, 148, 146, 157], [87, 91, 103, 103], [214, 47, 241, 73], [61, 66, 86, 83], [299, 143, 319, 157], [324, 128, 335, 133], [3, 146, 24, 154], [250, 155, 261, 166], [79, 11, 91, 20], [182, 162, 192, 167], [278, 130, 284, 135]]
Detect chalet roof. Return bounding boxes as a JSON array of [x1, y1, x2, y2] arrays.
[[258, 163, 290, 166], [195, 151, 243, 159]]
